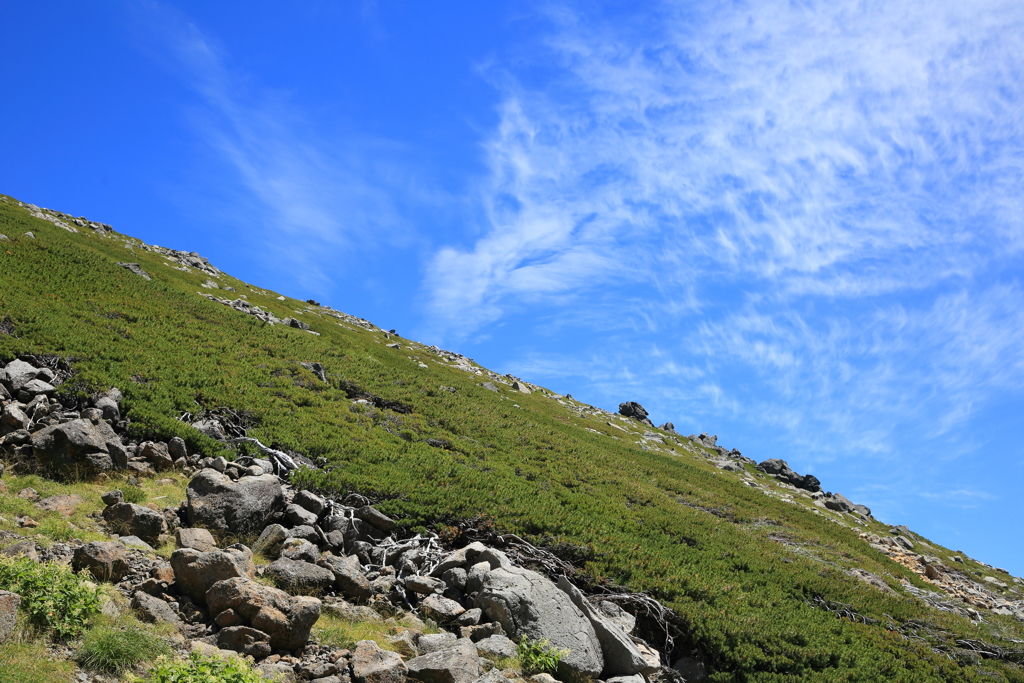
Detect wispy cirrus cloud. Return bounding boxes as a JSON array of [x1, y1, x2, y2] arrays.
[[424, 0, 1024, 456], [134, 3, 425, 293]]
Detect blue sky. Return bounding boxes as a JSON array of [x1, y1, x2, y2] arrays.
[[2, 1, 1022, 574]]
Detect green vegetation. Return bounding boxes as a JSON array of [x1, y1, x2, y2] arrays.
[[141, 651, 267, 683], [312, 611, 439, 653], [518, 638, 568, 676], [0, 643, 76, 683], [0, 557, 100, 639], [76, 619, 173, 674], [1, 195, 1023, 681]]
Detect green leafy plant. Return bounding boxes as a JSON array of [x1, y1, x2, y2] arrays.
[[77, 622, 171, 674], [0, 557, 100, 639], [517, 638, 569, 676], [121, 485, 148, 504], [142, 651, 267, 683]]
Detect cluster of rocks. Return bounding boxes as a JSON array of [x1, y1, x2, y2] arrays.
[[858, 530, 1024, 621], [197, 292, 317, 333], [756, 459, 821, 494], [162, 457, 690, 681], [20, 202, 111, 234], [0, 358, 213, 482]]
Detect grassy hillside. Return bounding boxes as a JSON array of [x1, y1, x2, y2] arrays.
[[1, 195, 1022, 682]]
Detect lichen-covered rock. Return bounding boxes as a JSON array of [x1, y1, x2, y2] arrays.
[[0, 591, 21, 643], [170, 545, 255, 604], [185, 470, 283, 535], [175, 528, 218, 552], [102, 502, 167, 545], [206, 576, 321, 651], [31, 418, 124, 477], [352, 639, 408, 683], [267, 558, 335, 593], [73, 541, 129, 582], [132, 591, 181, 624], [406, 637, 481, 683], [476, 566, 603, 678], [318, 553, 372, 602]]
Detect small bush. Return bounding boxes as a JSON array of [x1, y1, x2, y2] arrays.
[[121, 485, 148, 504], [0, 557, 100, 639], [517, 638, 568, 676], [77, 622, 171, 674], [143, 651, 266, 683]]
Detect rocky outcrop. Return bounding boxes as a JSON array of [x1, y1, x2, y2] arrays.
[[758, 459, 821, 493], [102, 502, 167, 545], [619, 402, 655, 428], [31, 418, 125, 477]]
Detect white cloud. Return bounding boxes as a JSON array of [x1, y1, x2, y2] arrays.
[[423, 0, 1024, 474]]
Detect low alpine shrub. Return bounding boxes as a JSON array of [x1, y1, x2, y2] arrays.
[[143, 651, 266, 683]]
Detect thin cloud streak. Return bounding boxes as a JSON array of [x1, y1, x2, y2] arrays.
[[424, 0, 1024, 478]]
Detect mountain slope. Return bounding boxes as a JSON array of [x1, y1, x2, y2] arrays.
[[1, 195, 1022, 682]]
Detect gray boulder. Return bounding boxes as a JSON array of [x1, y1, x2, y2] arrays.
[[352, 639, 408, 683], [1, 404, 30, 431], [405, 637, 481, 683], [475, 634, 517, 659], [19, 378, 55, 399], [191, 418, 226, 440], [0, 591, 21, 643], [356, 506, 398, 532], [31, 418, 124, 476], [475, 566, 604, 677], [252, 523, 289, 557], [556, 576, 647, 677], [597, 601, 636, 635], [267, 558, 335, 593], [417, 632, 458, 654], [116, 262, 152, 280], [2, 360, 40, 392], [170, 545, 255, 604], [217, 625, 272, 659], [280, 538, 321, 563], [206, 576, 321, 651], [293, 490, 327, 516], [757, 459, 820, 492], [103, 503, 167, 545], [73, 542, 129, 582], [186, 470, 284, 535], [175, 528, 218, 552], [286, 503, 319, 527], [133, 591, 181, 624], [618, 402, 654, 427], [318, 554, 372, 602], [139, 442, 174, 471], [93, 396, 120, 421]]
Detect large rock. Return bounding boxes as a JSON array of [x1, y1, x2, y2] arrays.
[[103, 503, 167, 545], [475, 566, 603, 677], [31, 418, 125, 476], [186, 470, 284, 535], [618, 402, 654, 427], [1, 404, 30, 431], [170, 545, 255, 604], [556, 576, 647, 677], [133, 591, 181, 624], [0, 590, 20, 643], [139, 441, 174, 471], [267, 558, 335, 593], [73, 541, 129, 582], [318, 554, 372, 602], [757, 459, 820, 492], [175, 528, 218, 552], [206, 576, 321, 651], [1, 360, 40, 392], [406, 637, 481, 683], [352, 639, 408, 683], [218, 625, 272, 658]]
